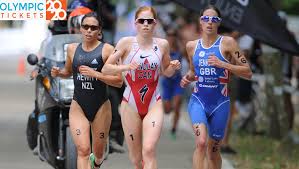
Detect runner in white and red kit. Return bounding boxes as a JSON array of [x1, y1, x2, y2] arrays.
[[102, 6, 181, 169]]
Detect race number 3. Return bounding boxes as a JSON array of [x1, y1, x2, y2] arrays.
[[139, 84, 149, 103]]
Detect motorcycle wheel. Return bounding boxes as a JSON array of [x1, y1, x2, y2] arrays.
[[65, 127, 77, 169], [26, 112, 38, 150]]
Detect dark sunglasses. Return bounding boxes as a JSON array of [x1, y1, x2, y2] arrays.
[[200, 16, 222, 23], [136, 18, 156, 24], [81, 24, 100, 31]]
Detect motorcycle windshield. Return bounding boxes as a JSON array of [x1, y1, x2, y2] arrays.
[[42, 34, 82, 62]]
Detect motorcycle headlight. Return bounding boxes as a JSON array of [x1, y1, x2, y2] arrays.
[[58, 78, 74, 103]]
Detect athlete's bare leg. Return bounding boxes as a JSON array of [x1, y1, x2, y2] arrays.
[[69, 100, 91, 169], [120, 101, 143, 169], [163, 100, 172, 114], [192, 123, 207, 169], [91, 100, 112, 166], [172, 95, 182, 133], [142, 100, 164, 169], [207, 138, 222, 169]]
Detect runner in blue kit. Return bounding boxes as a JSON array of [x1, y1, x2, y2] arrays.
[[180, 5, 252, 169], [161, 28, 184, 139]]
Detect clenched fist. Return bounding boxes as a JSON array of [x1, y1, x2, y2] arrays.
[[207, 55, 224, 68], [127, 61, 139, 71], [170, 60, 181, 70], [51, 66, 60, 77]]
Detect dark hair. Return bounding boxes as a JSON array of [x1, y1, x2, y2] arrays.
[[200, 5, 221, 18], [81, 12, 102, 27]]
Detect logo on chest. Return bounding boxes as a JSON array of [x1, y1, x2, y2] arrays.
[[136, 59, 158, 80], [140, 55, 150, 59], [91, 59, 98, 65]]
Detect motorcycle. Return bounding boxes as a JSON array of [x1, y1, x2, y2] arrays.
[[26, 34, 109, 169]]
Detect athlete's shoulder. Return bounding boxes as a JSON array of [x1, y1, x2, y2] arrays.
[[69, 43, 79, 49], [103, 42, 114, 51], [118, 36, 135, 44], [67, 43, 79, 53], [154, 37, 169, 48], [102, 42, 114, 57], [221, 36, 237, 46], [186, 39, 198, 51]]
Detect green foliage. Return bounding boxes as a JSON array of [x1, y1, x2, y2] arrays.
[[228, 131, 299, 169], [282, 0, 299, 15]]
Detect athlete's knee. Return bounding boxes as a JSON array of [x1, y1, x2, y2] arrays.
[[163, 102, 172, 114], [195, 138, 207, 152], [142, 143, 156, 159], [76, 144, 91, 157]]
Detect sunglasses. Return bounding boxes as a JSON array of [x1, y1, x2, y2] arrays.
[[81, 24, 100, 31], [200, 16, 222, 23], [136, 18, 156, 24]]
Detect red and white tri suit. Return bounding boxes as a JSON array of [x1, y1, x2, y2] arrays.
[[122, 37, 162, 119]]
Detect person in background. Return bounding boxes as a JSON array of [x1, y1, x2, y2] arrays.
[[161, 28, 184, 140]]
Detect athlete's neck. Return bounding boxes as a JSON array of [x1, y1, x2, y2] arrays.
[[136, 35, 153, 49], [82, 40, 100, 52], [201, 34, 219, 48]]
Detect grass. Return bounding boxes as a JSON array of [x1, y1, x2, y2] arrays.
[[226, 130, 299, 169]]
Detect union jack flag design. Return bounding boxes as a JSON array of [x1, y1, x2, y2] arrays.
[[219, 70, 229, 97]]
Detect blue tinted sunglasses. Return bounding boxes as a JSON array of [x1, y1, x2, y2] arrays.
[[200, 16, 222, 23]]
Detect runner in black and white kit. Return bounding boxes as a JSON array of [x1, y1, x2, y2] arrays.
[[51, 12, 122, 169]]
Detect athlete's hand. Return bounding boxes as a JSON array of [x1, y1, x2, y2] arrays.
[[79, 65, 97, 78], [30, 69, 38, 80], [51, 66, 60, 77], [126, 61, 139, 71], [208, 55, 224, 68], [170, 60, 181, 70], [180, 74, 191, 88]]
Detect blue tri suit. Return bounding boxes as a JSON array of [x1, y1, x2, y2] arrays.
[[188, 36, 230, 141], [161, 51, 184, 101]]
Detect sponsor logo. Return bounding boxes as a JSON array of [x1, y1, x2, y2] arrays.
[[199, 51, 205, 57], [140, 55, 150, 59], [198, 76, 204, 82], [91, 59, 98, 65]]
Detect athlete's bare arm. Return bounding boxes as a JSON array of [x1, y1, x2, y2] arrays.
[[51, 43, 77, 78], [180, 40, 197, 88], [102, 37, 139, 75], [159, 38, 181, 77], [208, 36, 252, 80], [100, 43, 123, 87]]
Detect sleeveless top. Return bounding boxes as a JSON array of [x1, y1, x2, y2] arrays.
[[122, 37, 162, 118]]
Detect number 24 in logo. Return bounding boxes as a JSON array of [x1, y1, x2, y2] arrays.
[[46, 0, 67, 20]]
